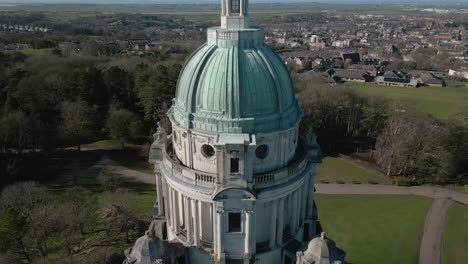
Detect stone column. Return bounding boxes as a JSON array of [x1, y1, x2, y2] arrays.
[[301, 175, 310, 220], [240, 0, 244, 16], [269, 200, 278, 249], [178, 192, 184, 227], [166, 186, 173, 229], [244, 211, 252, 256], [191, 199, 199, 246], [306, 173, 315, 218], [215, 208, 223, 256], [296, 189, 302, 230], [198, 200, 203, 242], [291, 192, 298, 233], [277, 198, 284, 245], [156, 173, 164, 215], [212, 203, 216, 249], [172, 189, 178, 231], [162, 178, 169, 220], [185, 197, 192, 244], [291, 190, 299, 235]]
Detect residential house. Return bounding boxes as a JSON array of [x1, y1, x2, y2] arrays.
[[448, 69, 468, 80], [341, 52, 361, 64], [348, 64, 379, 76], [414, 72, 446, 87], [375, 76, 418, 87], [334, 69, 373, 82]]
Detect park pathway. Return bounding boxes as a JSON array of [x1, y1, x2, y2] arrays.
[[418, 198, 454, 264], [47, 155, 154, 186], [315, 184, 468, 264]]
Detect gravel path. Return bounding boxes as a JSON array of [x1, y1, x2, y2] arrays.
[[315, 184, 468, 264], [315, 184, 468, 205], [418, 198, 454, 264], [47, 155, 154, 186]]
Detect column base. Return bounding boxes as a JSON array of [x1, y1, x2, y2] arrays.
[[148, 217, 168, 241]]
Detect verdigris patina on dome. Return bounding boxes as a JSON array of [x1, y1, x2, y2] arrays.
[[171, 26, 302, 133]]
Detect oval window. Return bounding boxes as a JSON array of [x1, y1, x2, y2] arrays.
[[255, 145, 269, 159], [201, 144, 215, 158]]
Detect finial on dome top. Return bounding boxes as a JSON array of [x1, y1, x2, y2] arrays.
[[221, 0, 249, 29], [321, 232, 325, 240]]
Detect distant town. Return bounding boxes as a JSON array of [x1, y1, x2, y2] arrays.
[[1, 4, 466, 87]]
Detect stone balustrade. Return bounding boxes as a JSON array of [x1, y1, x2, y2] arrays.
[[252, 150, 310, 188], [163, 151, 218, 188]]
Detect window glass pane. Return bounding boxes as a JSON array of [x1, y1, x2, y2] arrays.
[[231, 0, 240, 13], [229, 212, 241, 232], [230, 158, 239, 173]]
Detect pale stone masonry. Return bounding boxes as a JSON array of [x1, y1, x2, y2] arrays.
[[124, 1, 344, 263]]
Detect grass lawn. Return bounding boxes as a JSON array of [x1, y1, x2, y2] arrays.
[[344, 82, 468, 119], [442, 203, 468, 264], [53, 177, 155, 220], [6, 48, 53, 54], [104, 148, 154, 174], [82, 139, 121, 149], [50, 176, 156, 260], [315, 194, 432, 264], [316, 157, 392, 184]]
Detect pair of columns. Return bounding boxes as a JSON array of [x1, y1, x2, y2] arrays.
[[222, 0, 248, 16], [167, 186, 202, 247], [214, 209, 254, 258], [269, 185, 307, 248]]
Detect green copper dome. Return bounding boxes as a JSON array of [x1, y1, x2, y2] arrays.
[[171, 27, 302, 134]]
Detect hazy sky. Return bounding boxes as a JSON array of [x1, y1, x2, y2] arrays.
[[0, 0, 467, 4]]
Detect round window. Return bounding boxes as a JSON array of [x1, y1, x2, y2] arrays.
[[201, 144, 215, 158], [255, 145, 269, 159]]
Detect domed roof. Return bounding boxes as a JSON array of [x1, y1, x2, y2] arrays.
[[125, 234, 164, 264], [300, 232, 335, 264], [171, 27, 302, 134]]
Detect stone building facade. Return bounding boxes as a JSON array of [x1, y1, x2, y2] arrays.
[[124, 1, 344, 263]]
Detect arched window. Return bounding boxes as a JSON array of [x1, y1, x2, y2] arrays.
[[231, 0, 240, 14]]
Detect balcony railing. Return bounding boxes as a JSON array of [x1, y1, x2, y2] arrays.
[[200, 239, 214, 251], [177, 226, 187, 240], [163, 146, 217, 188], [252, 144, 315, 188]]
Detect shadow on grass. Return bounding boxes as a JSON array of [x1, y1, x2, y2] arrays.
[[101, 147, 153, 174]]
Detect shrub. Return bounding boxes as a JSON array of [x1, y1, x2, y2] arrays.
[[395, 177, 412, 186]]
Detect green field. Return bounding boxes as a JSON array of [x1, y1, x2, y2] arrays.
[[442, 203, 468, 264], [316, 157, 392, 184], [54, 177, 155, 220], [44, 11, 99, 21], [315, 194, 432, 264], [83, 139, 121, 149], [344, 82, 468, 119], [6, 48, 53, 54]]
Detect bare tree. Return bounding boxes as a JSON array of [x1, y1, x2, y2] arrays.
[[100, 189, 143, 243]]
